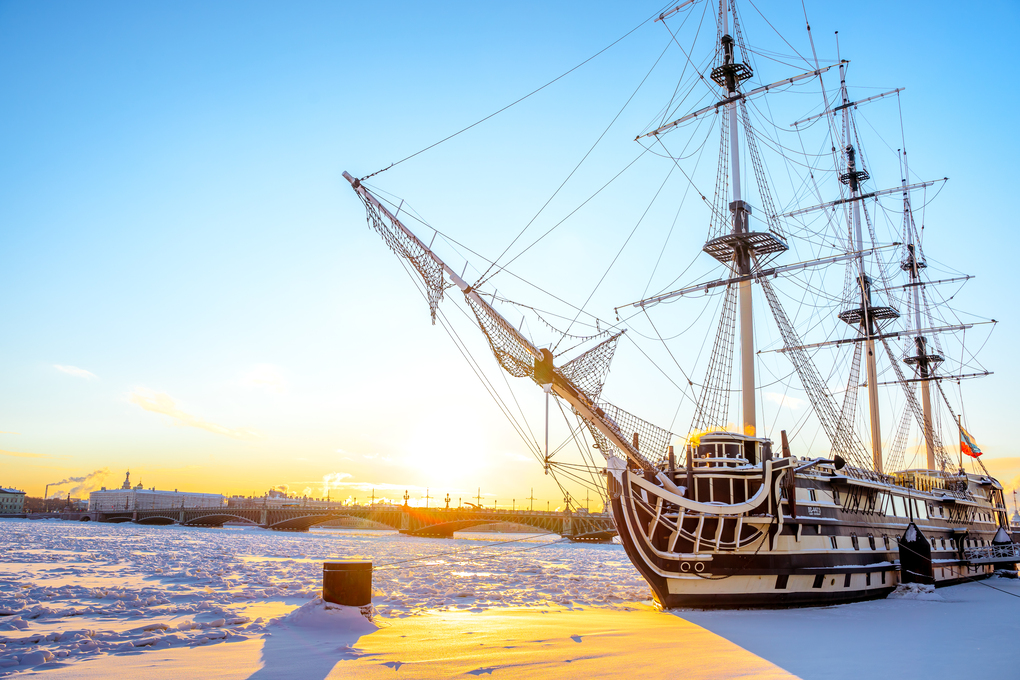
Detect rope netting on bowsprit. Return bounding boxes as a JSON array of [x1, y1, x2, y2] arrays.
[[465, 294, 536, 379], [579, 400, 675, 470], [360, 194, 445, 324], [461, 290, 672, 471], [556, 331, 623, 403]]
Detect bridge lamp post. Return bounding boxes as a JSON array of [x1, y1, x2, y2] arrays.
[[512, 499, 515, 511], [444, 494, 451, 509]]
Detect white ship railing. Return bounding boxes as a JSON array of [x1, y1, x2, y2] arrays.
[[963, 543, 1020, 564]]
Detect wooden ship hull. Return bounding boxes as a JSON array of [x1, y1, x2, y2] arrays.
[[608, 433, 1016, 608]]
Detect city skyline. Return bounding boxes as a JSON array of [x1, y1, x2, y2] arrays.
[[2, 0, 1018, 504]]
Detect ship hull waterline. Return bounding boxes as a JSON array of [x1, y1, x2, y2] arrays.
[[607, 462, 1011, 609]]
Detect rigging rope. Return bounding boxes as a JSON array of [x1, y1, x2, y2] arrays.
[[358, 10, 663, 182]]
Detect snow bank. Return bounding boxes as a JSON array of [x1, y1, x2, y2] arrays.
[[269, 597, 376, 632], [887, 582, 943, 600]]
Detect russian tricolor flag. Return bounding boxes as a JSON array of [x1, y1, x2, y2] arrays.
[[960, 426, 983, 458]]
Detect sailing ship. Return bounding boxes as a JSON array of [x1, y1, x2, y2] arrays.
[[345, 0, 1018, 607]]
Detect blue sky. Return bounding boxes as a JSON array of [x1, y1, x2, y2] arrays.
[[2, 1, 1018, 506]]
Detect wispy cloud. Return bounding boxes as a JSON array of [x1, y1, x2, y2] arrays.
[[0, 449, 51, 459], [321, 472, 352, 496], [765, 392, 806, 411], [54, 365, 97, 380], [129, 389, 258, 439], [982, 456, 1020, 472], [240, 364, 287, 393], [0, 431, 20, 435]]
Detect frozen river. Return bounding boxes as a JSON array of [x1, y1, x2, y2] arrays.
[[2, 518, 1019, 679], [0, 518, 650, 674]]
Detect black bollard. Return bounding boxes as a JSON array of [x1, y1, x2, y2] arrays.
[[898, 522, 933, 585], [323, 561, 372, 606]]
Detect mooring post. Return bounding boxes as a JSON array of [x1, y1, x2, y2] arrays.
[[323, 561, 373, 606]]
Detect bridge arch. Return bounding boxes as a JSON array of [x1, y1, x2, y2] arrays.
[[182, 513, 259, 527], [136, 516, 177, 525]]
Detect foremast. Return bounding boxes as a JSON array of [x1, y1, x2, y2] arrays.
[[693, 0, 790, 438], [716, 6, 757, 437]]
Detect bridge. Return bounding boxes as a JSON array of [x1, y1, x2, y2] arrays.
[[76, 505, 617, 541]]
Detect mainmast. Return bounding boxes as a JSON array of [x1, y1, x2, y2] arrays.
[[835, 60, 898, 473], [900, 151, 941, 469]]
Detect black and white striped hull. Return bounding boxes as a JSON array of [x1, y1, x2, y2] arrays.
[[608, 460, 1011, 609]]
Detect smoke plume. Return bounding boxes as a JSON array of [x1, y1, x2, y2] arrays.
[[47, 468, 110, 498]]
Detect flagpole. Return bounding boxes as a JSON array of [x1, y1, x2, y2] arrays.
[[957, 415, 963, 471]]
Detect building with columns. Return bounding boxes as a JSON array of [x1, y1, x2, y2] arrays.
[[88, 471, 223, 512]]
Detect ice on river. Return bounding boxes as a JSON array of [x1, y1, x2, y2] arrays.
[[2, 518, 1019, 679], [0, 519, 649, 675]]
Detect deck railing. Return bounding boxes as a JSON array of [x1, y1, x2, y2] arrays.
[[963, 543, 1020, 564]]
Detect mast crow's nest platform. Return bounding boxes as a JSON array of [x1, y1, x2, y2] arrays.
[[837, 306, 900, 328], [703, 231, 788, 267]]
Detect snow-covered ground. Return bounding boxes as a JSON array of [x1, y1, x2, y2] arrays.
[[1, 518, 1018, 679], [0, 519, 647, 675]]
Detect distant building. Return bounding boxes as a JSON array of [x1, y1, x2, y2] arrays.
[[88, 472, 223, 512], [0, 487, 26, 514], [226, 489, 357, 509], [227, 493, 330, 509]]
